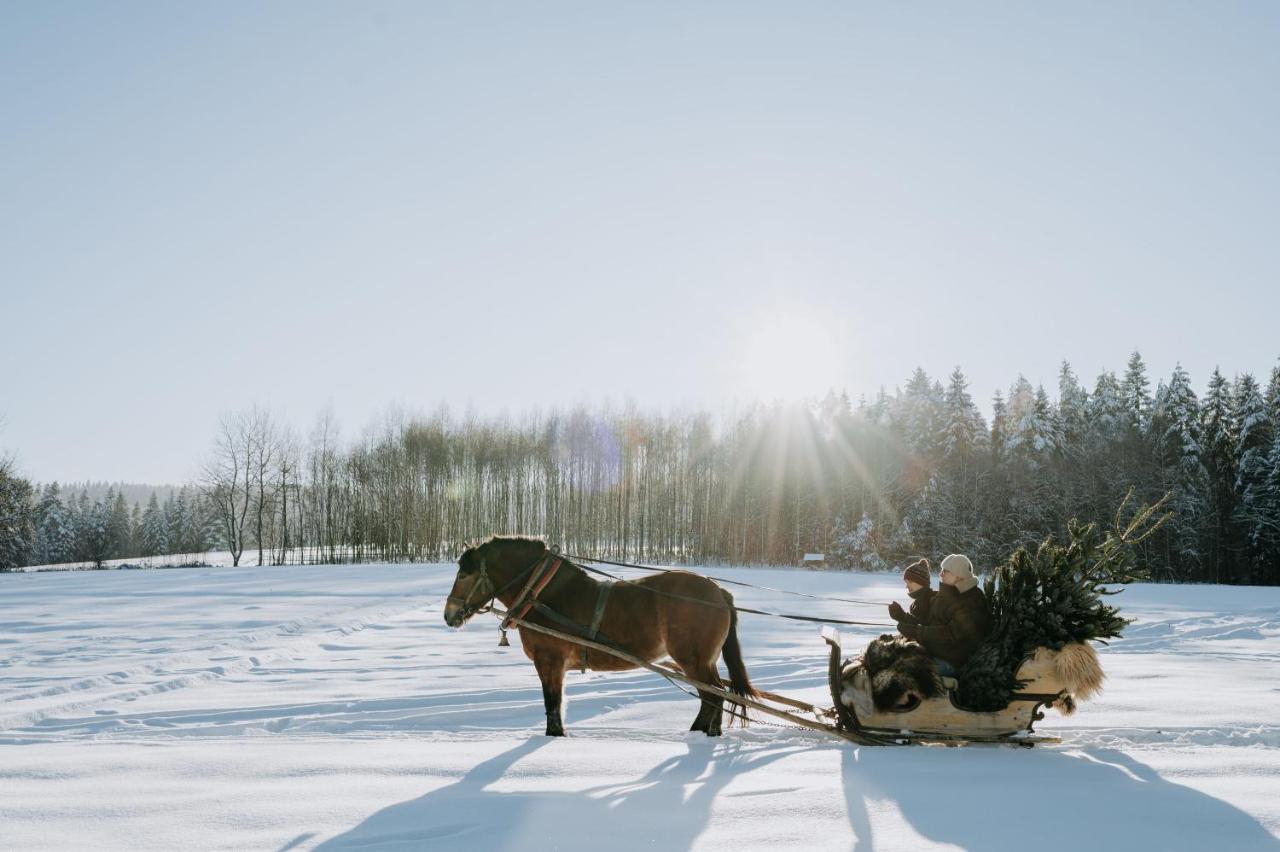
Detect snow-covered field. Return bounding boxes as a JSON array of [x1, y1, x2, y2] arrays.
[[2, 564, 1278, 851]]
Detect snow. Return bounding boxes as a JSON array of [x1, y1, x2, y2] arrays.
[[19, 548, 262, 572], [2, 564, 1278, 851]]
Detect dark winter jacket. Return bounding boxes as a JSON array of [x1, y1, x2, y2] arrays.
[[906, 582, 992, 668], [908, 586, 935, 625], [892, 587, 936, 626]]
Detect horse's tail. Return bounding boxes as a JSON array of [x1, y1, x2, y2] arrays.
[[720, 588, 758, 727]]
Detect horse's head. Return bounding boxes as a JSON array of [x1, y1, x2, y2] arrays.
[[443, 537, 547, 628], [444, 543, 491, 628]]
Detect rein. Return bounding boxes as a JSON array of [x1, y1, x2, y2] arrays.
[[568, 558, 891, 628], [561, 551, 888, 608]]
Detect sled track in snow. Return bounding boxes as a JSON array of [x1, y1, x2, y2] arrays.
[[0, 596, 437, 735]]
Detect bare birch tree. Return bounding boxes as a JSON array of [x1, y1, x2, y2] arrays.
[[202, 411, 255, 567]]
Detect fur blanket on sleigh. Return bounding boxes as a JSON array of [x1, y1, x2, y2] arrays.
[[858, 634, 945, 711], [853, 633, 1106, 714]]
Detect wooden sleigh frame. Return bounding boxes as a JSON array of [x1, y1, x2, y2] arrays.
[[823, 627, 1067, 746]]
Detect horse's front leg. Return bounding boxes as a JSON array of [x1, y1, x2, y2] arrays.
[[534, 654, 568, 737]]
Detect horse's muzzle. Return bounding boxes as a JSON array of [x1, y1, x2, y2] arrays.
[[443, 601, 464, 628]]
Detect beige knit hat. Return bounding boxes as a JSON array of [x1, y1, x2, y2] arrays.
[[940, 553, 975, 580]]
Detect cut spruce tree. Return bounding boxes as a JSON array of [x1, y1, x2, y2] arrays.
[[955, 490, 1172, 711]]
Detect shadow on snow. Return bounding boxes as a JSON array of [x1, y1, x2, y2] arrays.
[[306, 738, 1278, 851]]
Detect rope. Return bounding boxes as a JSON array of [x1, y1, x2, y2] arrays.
[[562, 552, 891, 608], [569, 558, 893, 629]]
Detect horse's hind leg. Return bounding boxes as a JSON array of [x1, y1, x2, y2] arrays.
[[669, 613, 732, 737], [696, 687, 726, 736], [688, 687, 713, 734], [535, 655, 568, 737], [684, 663, 725, 737]]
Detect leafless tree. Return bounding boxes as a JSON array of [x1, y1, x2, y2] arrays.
[[201, 411, 255, 567]]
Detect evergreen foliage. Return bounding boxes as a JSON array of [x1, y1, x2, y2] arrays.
[[33, 483, 75, 565], [141, 492, 169, 557], [830, 513, 888, 570], [0, 459, 35, 571], [956, 492, 1172, 710], [1201, 369, 1238, 583]]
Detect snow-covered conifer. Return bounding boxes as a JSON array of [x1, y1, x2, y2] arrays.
[[0, 459, 35, 570], [34, 483, 75, 565], [1006, 385, 1061, 464], [941, 367, 985, 458], [1201, 369, 1238, 583], [1232, 373, 1273, 581], [79, 495, 113, 568], [830, 512, 888, 571], [989, 391, 1009, 461], [900, 368, 942, 458], [1087, 371, 1125, 446], [1057, 361, 1089, 447], [141, 492, 169, 557], [1121, 350, 1153, 433], [1151, 364, 1208, 576], [108, 489, 132, 560], [167, 490, 190, 554]]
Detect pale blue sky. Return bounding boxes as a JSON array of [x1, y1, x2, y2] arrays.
[[3, 2, 1278, 483]]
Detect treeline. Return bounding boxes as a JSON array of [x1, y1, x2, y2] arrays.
[[192, 353, 1277, 584], [3, 353, 1278, 583], [0, 479, 219, 569]]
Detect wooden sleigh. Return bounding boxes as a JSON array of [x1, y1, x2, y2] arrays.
[[823, 627, 1105, 746]]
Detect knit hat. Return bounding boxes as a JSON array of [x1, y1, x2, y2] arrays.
[[902, 558, 931, 588], [940, 553, 975, 580]]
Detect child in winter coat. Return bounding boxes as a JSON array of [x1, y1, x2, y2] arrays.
[[888, 558, 934, 627]]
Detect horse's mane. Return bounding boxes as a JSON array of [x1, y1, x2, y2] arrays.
[[483, 535, 547, 547], [470, 535, 545, 551], [460, 537, 593, 582], [460, 535, 548, 564]]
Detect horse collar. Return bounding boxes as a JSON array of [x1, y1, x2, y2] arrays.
[[500, 553, 565, 631]]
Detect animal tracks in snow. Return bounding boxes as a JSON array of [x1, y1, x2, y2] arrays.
[[0, 596, 438, 737], [1067, 724, 1280, 750], [1112, 608, 1280, 656]]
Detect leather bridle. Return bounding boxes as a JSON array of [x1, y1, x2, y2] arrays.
[[446, 551, 554, 624]]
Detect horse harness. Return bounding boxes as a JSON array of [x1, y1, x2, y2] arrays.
[[497, 553, 565, 642], [480, 552, 615, 671]]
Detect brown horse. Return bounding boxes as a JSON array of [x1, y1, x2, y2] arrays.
[[443, 536, 756, 737]]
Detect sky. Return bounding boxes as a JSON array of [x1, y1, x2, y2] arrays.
[[3, 1, 1279, 485]]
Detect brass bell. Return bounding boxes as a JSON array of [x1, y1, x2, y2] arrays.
[[498, 629, 510, 647]]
